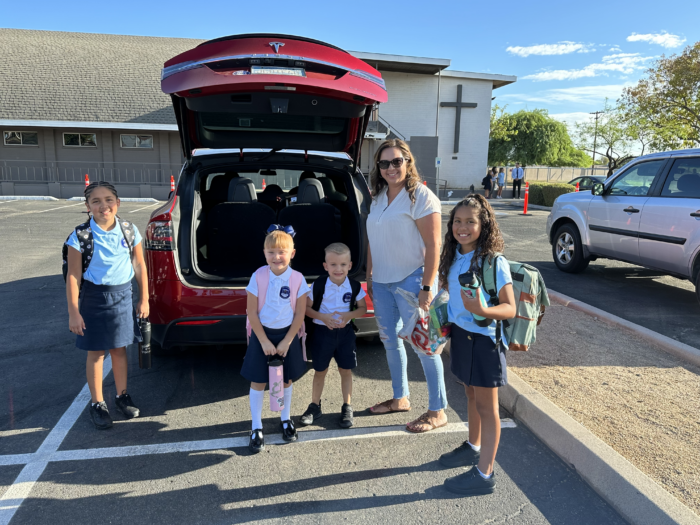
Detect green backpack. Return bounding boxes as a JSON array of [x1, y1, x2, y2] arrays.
[[481, 253, 550, 351]]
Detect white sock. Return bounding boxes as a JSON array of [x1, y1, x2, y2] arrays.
[[281, 384, 293, 421], [477, 466, 493, 479], [468, 441, 481, 452], [249, 388, 264, 431]]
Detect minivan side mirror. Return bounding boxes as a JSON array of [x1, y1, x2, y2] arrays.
[[592, 182, 604, 196]]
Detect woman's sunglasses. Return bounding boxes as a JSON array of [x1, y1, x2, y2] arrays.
[[377, 157, 407, 170]]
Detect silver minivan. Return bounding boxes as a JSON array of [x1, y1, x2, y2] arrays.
[[546, 148, 700, 303]]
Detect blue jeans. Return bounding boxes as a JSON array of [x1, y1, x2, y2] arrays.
[[372, 267, 448, 411]]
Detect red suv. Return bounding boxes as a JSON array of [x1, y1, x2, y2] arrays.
[[145, 34, 387, 351]]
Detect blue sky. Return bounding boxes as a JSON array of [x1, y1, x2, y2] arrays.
[[4, 0, 699, 131]]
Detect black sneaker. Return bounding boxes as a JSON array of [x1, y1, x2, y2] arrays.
[[339, 403, 354, 429], [280, 420, 298, 442], [89, 401, 113, 430], [115, 393, 140, 419], [298, 402, 322, 427], [444, 467, 496, 496], [439, 441, 480, 468], [249, 429, 264, 454]]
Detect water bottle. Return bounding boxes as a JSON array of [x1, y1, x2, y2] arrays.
[[138, 318, 152, 369], [458, 271, 493, 328], [268, 358, 285, 412]]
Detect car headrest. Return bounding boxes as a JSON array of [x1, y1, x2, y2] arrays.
[[319, 178, 347, 202], [260, 184, 284, 197], [297, 179, 325, 204], [677, 174, 700, 193], [228, 178, 257, 202]]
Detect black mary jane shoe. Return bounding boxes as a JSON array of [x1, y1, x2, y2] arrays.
[[249, 429, 265, 454], [280, 419, 298, 442]]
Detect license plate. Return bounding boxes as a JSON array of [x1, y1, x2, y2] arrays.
[[251, 66, 306, 77]]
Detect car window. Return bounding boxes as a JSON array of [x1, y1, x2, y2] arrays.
[[609, 160, 666, 196], [660, 158, 700, 198]]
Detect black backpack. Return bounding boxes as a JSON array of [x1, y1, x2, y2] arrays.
[[62, 216, 136, 287], [308, 273, 362, 334]]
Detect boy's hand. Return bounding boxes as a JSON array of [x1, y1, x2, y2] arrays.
[[136, 299, 149, 319], [276, 338, 292, 357], [319, 312, 339, 330], [261, 338, 277, 356], [336, 311, 353, 328], [69, 313, 86, 336], [461, 288, 487, 317]]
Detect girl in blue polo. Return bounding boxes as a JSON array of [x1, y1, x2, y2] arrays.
[[436, 194, 516, 496], [65, 181, 148, 430]]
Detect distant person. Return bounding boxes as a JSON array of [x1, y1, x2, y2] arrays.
[[65, 181, 147, 430], [482, 169, 492, 199], [490, 169, 499, 199], [511, 163, 524, 199], [496, 168, 506, 199], [300, 243, 368, 429]]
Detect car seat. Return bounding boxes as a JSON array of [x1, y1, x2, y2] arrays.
[[258, 184, 285, 212], [677, 174, 700, 197]]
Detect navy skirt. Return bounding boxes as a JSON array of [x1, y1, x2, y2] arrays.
[[450, 325, 507, 387], [76, 281, 141, 351], [241, 326, 306, 384]]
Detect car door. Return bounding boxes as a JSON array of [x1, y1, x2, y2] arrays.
[[587, 159, 667, 261], [638, 156, 700, 277]]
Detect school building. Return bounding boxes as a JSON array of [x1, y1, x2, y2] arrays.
[[0, 28, 516, 199]]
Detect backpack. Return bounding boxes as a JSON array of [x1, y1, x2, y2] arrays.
[[62, 216, 136, 286], [245, 266, 308, 360], [308, 273, 362, 334], [481, 253, 549, 351], [482, 175, 491, 187]]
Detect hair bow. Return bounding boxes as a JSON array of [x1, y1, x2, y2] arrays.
[[266, 224, 296, 238]]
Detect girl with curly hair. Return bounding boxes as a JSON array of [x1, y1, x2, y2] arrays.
[[436, 195, 516, 496]]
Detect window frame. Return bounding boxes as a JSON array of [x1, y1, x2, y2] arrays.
[[3, 131, 39, 146], [62, 132, 98, 148], [605, 159, 668, 197], [657, 157, 700, 199], [119, 134, 154, 149]]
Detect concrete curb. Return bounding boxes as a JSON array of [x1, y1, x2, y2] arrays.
[[0, 196, 59, 201], [548, 289, 700, 368], [439, 199, 553, 212], [500, 371, 700, 525], [67, 197, 159, 203]]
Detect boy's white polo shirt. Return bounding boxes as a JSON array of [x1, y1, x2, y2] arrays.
[[246, 266, 310, 329], [311, 277, 366, 325]]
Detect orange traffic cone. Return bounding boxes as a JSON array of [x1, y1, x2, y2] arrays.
[[84, 174, 89, 188], [423, 180, 427, 186], [262, 178, 267, 190], [170, 175, 175, 192], [521, 182, 530, 215], [575, 182, 580, 192]]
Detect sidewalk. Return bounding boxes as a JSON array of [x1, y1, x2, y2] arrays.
[[506, 301, 700, 517]]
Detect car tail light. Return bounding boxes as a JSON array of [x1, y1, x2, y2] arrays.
[[146, 221, 173, 251]]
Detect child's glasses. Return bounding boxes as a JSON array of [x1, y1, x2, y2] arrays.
[[267, 224, 296, 238], [377, 157, 406, 170]]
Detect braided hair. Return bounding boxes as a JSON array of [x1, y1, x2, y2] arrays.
[[83, 181, 119, 217]]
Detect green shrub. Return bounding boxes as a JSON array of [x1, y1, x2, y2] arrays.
[[527, 182, 546, 205], [541, 183, 575, 206]]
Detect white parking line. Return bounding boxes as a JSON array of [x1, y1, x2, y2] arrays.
[[0, 356, 112, 525], [0, 202, 84, 220], [0, 200, 19, 205], [128, 202, 160, 214]]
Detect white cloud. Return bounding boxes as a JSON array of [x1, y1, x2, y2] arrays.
[[500, 84, 630, 105], [550, 112, 597, 128], [506, 41, 594, 57], [522, 53, 653, 81], [626, 32, 686, 48], [609, 46, 622, 52]]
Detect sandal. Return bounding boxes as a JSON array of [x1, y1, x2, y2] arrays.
[[406, 411, 448, 433], [368, 399, 411, 415]]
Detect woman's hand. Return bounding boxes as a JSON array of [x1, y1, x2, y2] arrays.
[[261, 338, 277, 356], [69, 313, 86, 336], [366, 280, 373, 302], [461, 288, 488, 317], [276, 338, 292, 357], [136, 299, 149, 319], [418, 289, 433, 311]]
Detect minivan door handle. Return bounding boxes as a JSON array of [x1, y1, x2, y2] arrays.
[[691, 211, 700, 218], [624, 206, 640, 214]]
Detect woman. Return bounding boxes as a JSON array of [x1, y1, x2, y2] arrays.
[[483, 169, 492, 199], [365, 139, 447, 433], [496, 167, 506, 199]]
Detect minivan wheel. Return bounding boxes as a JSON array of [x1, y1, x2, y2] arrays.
[[553, 224, 589, 273]]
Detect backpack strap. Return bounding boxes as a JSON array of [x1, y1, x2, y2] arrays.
[[62, 221, 93, 286], [255, 266, 270, 313], [349, 278, 362, 312], [480, 252, 504, 347], [116, 215, 136, 262], [311, 273, 329, 312]]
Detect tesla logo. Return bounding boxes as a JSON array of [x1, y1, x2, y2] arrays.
[[269, 42, 285, 54]]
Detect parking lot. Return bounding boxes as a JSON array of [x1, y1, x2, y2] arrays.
[[0, 199, 635, 524]]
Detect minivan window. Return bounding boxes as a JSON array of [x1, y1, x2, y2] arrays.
[[660, 158, 700, 198], [609, 160, 665, 196]]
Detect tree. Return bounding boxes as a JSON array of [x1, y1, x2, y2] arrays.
[[620, 41, 700, 150], [489, 108, 591, 166]]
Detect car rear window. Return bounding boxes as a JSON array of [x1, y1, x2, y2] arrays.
[[661, 158, 700, 198], [200, 113, 346, 134]]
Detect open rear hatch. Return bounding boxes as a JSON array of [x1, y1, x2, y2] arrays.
[[162, 34, 387, 170]]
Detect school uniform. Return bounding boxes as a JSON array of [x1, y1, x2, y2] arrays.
[[65, 218, 142, 351], [241, 266, 311, 384], [308, 277, 366, 371], [447, 250, 512, 387]]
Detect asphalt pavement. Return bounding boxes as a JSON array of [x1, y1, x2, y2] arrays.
[[0, 199, 629, 524]]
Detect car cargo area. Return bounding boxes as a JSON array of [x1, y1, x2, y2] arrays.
[[190, 165, 364, 282]]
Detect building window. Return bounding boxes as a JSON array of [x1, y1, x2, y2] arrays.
[[63, 133, 97, 147], [120, 134, 153, 148], [3, 131, 39, 146]]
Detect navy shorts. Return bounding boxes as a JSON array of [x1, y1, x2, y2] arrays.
[[450, 325, 507, 388], [240, 325, 307, 384], [308, 324, 357, 372]]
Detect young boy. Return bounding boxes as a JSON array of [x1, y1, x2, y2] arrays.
[[300, 243, 367, 428]]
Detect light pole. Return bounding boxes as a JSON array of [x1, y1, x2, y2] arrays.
[[590, 110, 603, 174]]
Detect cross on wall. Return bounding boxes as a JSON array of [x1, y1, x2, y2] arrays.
[[440, 85, 477, 154]]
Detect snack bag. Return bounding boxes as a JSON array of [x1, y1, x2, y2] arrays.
[[397, 288, 451, 356]]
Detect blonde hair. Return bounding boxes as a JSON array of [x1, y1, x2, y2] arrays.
[[370, 139, 422, 204], [264, 230, 294, 250], [325, 242, 351, 258]]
